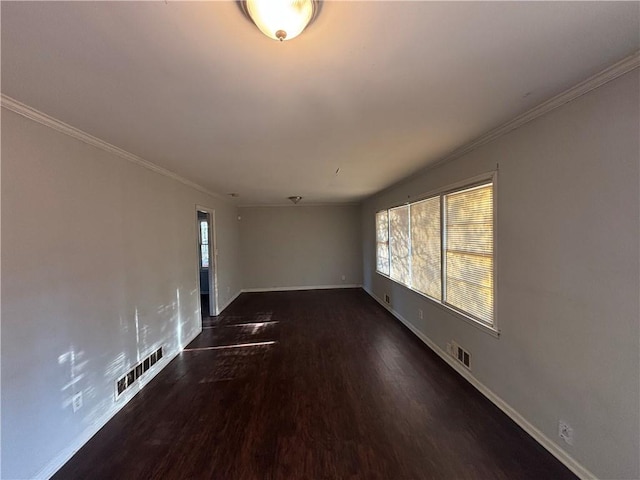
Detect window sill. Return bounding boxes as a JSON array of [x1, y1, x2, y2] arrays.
[[374, 270, 500, 338]]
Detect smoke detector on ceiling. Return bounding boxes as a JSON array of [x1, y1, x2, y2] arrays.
[[288, 196, 302, 204]]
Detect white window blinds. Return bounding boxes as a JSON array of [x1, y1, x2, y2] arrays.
[[376, 210, 390, 275], [410, 197, 441, 300], [375, 177, 495, 330], [389, 205, 410, 285], [444, 183, 494, 325]]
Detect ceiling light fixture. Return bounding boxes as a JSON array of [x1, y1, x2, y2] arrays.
[[288, 196, 302, 204], [240, 0, 320, 42]]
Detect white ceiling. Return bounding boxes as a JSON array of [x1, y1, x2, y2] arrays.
[[2, 1, 639, 205]]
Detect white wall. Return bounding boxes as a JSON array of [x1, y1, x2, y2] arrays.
[[1, 108, 241, 479], [362, 70, 639, 479], [240, 205, 362, 290]]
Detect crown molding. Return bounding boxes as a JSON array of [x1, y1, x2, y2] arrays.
[[239, 202, 360, 208], [375, 50, 640, 198], [4, 50, 637, 207], [0, 94, 231, 204]]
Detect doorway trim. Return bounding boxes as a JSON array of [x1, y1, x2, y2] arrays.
[[195, 205, 219, 317]]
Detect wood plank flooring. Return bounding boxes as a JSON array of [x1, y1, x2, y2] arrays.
[[53, 289, 576, 479]]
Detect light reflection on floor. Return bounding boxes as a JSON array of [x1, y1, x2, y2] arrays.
[[202, 320, 279, 330], [192, 311, 279, 348], [183, 340, 277, 352], [182, 311, 280, 382]]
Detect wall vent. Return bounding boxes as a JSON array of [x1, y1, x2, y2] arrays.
[[115, 347, 163, 399], [449, 341, 471, 370]]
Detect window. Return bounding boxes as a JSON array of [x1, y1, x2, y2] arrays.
[[375, 211, 390, 276], [375, 177, 495, 329], [389, 205, 410, 285], [410, 196, 441, 300], [199, 219, 209, 268], [444, 184, 493, 324]]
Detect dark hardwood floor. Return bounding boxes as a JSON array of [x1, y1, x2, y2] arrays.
[[54, 289, 576, 480]]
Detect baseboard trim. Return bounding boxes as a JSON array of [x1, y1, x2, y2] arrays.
[[34, 327, 202, 480], [217, 289, 242, 314], [242, 284, 361, 293], [363, 287, 596, 480]]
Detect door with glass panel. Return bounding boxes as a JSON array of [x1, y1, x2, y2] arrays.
[[197, 209, 217, 317]]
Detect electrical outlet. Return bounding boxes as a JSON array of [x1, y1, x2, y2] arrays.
[[341, 275, 346, 281], [558, 420, 573, 445], [418, 309, 423, 320], [72, 392, 83, 413], [384, 294, 390, 304]]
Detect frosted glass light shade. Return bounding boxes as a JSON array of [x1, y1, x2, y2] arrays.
[[245, 0, 316, 41]]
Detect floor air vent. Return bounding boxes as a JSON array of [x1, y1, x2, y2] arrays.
[[115, 347, 163, 399], [450, 342, 471, 370]]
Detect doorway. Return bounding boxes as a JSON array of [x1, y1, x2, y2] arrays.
[[196, 207, 218, 318]]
